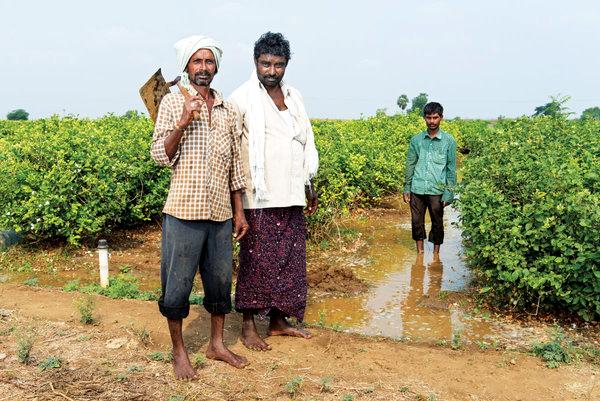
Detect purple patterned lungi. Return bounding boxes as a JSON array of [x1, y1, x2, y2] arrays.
[[234, 206, 307, 321]]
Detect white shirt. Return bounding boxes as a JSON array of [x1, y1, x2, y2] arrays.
[[229, 80, 318, 209]]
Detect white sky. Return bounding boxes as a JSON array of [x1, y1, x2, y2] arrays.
[[1, 0, 599, 119]]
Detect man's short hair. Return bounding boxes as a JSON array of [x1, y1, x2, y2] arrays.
[[423, 102, 444, 116], [253, 32, 291, 63]]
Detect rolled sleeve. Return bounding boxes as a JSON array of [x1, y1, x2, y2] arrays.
[[228, 108, 246, 192], [151, 95, 181, 167]]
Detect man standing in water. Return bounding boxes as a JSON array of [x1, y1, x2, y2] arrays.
[[229, 32, 319, 351], [403, 102, 457, 254], [151, 35, 249, 379]]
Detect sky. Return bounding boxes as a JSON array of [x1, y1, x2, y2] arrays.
[[1, 0, 599, 120]]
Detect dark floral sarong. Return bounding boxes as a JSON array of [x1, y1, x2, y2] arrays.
[[235, 206, 307, 321]]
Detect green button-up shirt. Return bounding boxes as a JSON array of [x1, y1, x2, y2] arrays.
[[403, 130, 457, 203]]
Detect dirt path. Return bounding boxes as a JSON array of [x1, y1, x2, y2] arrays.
[[0, 284, 597, 401]]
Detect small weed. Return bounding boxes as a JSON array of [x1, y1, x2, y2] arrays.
[[285, 376, 304, 396], [319, 376, 334, 393], [17, 261, 32, 272], [476, 340, 489, 350], [438, 291, 448, 300], [435, 339, 447, 347], [167, 396, 184, 401], [189, 293, 204, 305], [75, 295, 96, 324], [363, 386, 375, 394], [193, 354, 206, 368], [399, 386, 409, 393], [427, 394, 438, 401], [320, 240, 330, 250], [115, 373, 128, 382], [23, 277, 39, 286], [133, 326, 151, 346], [118, 264, 131, 273], [77, 335, 91, 342], [341, 395, 354, 401], [38, 356, 61, 371], [127, 364, 143, 373], [16, 336, 34, 364], [451, 330, 462, 350], [316, 310, 327, 327], [148, 351, 166, 362], [0, 326, 16, 336], [532, 328, 573, 368], [63, 279, 79, 292]]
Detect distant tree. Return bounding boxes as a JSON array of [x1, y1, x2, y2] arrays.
[[396, 94, 409, 111], [581, 106, 600, 120], [409, 93, 428, 113], [533, 95, 571, 117], [123, 110, 140, 119], [375, 108, 387, 117], [6, 109, 29, 120]]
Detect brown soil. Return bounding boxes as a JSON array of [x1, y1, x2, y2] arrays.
[[1, 284, 598, 401], [0, 221, 367, 296]]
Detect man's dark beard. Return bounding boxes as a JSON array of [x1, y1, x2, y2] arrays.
[[192, 73, 211, 86]]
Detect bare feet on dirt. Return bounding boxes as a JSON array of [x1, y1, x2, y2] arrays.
[[267, 318, 312, 339], [172, 348, 198, 380], [206, 342, 249, 368], [241, 327, 272, 351]]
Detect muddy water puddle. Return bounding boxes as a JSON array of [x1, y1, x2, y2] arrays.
[[305, 203, 498, 343]]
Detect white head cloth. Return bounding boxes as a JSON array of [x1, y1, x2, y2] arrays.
[[174, 35, 223, 91]]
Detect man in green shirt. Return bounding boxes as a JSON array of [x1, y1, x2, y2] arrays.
[[403, 102, 457, 254]]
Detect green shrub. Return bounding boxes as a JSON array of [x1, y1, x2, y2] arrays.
[[0, 115, 170, 245], [458, 117, 600, 320]]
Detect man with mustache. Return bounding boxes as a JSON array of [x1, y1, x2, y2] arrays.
[[229, 32, 319, 351], [403, 102, 457, 255], [151, 35, 249, 379]]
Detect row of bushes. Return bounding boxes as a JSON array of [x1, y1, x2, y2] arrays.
[[0, 113, 478, 245], [0, 116, 170, 245], [457, 116, 600, 321]]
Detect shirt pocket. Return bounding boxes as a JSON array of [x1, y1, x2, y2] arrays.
[[431, 144, 448, 165], [212, 133, 232, 169]]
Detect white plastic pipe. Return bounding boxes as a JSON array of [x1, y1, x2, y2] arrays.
[[98, 239, 109, 288]]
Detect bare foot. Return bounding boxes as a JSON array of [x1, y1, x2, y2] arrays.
[[268, 318, 312, 339], [172, 348, 198, 380], [206, 342, 249, 369], [241, 328, 272, 351]]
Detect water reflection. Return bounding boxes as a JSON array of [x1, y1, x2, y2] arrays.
[[305, 206, 492, 342]]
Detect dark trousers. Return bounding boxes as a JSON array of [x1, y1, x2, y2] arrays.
[[158, 214, 233, 320], [409, 193, 444, 245]]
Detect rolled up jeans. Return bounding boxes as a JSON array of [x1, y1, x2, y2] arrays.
[[158, 213, 233, 320], [409, 193, 444, 245]]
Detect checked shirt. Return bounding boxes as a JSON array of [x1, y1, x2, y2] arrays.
[[151, 90, 245, 221]]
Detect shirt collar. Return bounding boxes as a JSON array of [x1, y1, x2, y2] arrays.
[[424, 130, 444, 141]]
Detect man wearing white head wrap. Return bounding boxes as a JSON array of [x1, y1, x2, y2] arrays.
[[151, 35, 249, 378], [229, 32, 319, 352], [174, 35, 223, 93]]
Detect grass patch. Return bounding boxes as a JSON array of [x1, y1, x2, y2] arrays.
[[531, 328, 573, 368], [319, 376, 334, 393], [193, 354, 206, 368], [63, 279, 79, 292], [285, 376, 304, 397], [16, 336, 34, 364], [38, 356, 61, 371], [23, 277, 38, 286]]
